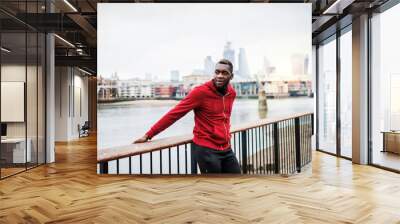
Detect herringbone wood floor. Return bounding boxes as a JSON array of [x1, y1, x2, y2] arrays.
[[1, 135, 400, 224]]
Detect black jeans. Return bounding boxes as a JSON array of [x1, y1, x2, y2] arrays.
[[192, 143, 241, 174]]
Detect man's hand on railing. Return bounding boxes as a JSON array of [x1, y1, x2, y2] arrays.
[[133, 134, 150, 144]]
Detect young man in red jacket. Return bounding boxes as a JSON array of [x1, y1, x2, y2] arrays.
[[134, 59, 241, 174]]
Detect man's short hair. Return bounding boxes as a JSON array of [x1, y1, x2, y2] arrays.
[[217, 59, 233, 74]]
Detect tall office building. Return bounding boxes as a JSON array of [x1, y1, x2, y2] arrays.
[[170, 70, 180, 82], [263, 56, 275, 78], [304, 55, 310, 75], [204, 56, 215, 75], [145, 73, 153, 81], [111, 72, 120, 81], [191, 69, 204, 75], [264, 57, 270, 77], [238, 48, 251, 79], [291, 54, 305, 76], [223, 42, 235, 68]]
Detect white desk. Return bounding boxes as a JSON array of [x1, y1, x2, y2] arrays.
[[1, 138, 31, 163]]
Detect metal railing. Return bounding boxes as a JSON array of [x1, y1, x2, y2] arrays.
[[97, 112, 314, 175]]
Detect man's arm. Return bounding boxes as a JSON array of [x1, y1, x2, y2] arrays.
[[133, 87, 201, 143]]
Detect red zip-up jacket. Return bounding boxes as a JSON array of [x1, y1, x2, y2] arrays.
[[146, 80, 236, 150]]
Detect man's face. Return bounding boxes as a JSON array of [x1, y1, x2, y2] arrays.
[[213, 63, 233, 88]]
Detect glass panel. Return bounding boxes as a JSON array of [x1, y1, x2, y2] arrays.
[[26, 0, 39, 169], [1, 31, 27, 177], [340, 29, 352, 158], [318, 37, 337, 154], [371, 5, 400, 171], [38, 32, 45, 165], [27, 31, 38, 168]]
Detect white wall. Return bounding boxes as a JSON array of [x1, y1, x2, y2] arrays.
[[55, 67, 89, 141], [71, 73, 89, 138], [55, 66, 69, 141]]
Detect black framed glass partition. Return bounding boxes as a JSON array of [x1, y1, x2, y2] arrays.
[[0, 30, 28, 177], [370, 3, 400, 171], [0, 1, 47, 179], [315, 0, 400, 171], [316, 23, 353, 159]]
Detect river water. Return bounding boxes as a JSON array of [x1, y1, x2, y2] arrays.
[[98, 97, 313, 149]]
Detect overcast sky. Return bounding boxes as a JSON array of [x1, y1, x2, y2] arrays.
[[98, 3, 311, 80]]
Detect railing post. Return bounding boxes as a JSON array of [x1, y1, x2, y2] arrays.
[[311, 113, 314, 135], [99, 161, 108, 174], [190, 143, 198, 174], [241, 130, 248, 174], [273, 123, 280, 174], [295, 117, 301, 173]]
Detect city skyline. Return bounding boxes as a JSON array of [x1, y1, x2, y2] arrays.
[[98, 3, 311, 80], [102, 49, 311, 82]]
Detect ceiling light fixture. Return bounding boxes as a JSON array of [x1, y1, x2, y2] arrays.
[[322, 0, 355, 15], [63, 0, 78, 12], [1, 47, 11, 53], [323, 0, 343, 14], [78, 67, 93, 76], [76, 48, 84, 55], [54, 34, 75, 48]]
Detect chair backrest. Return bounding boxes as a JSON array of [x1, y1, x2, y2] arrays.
[[82, 121, 90, 129]]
